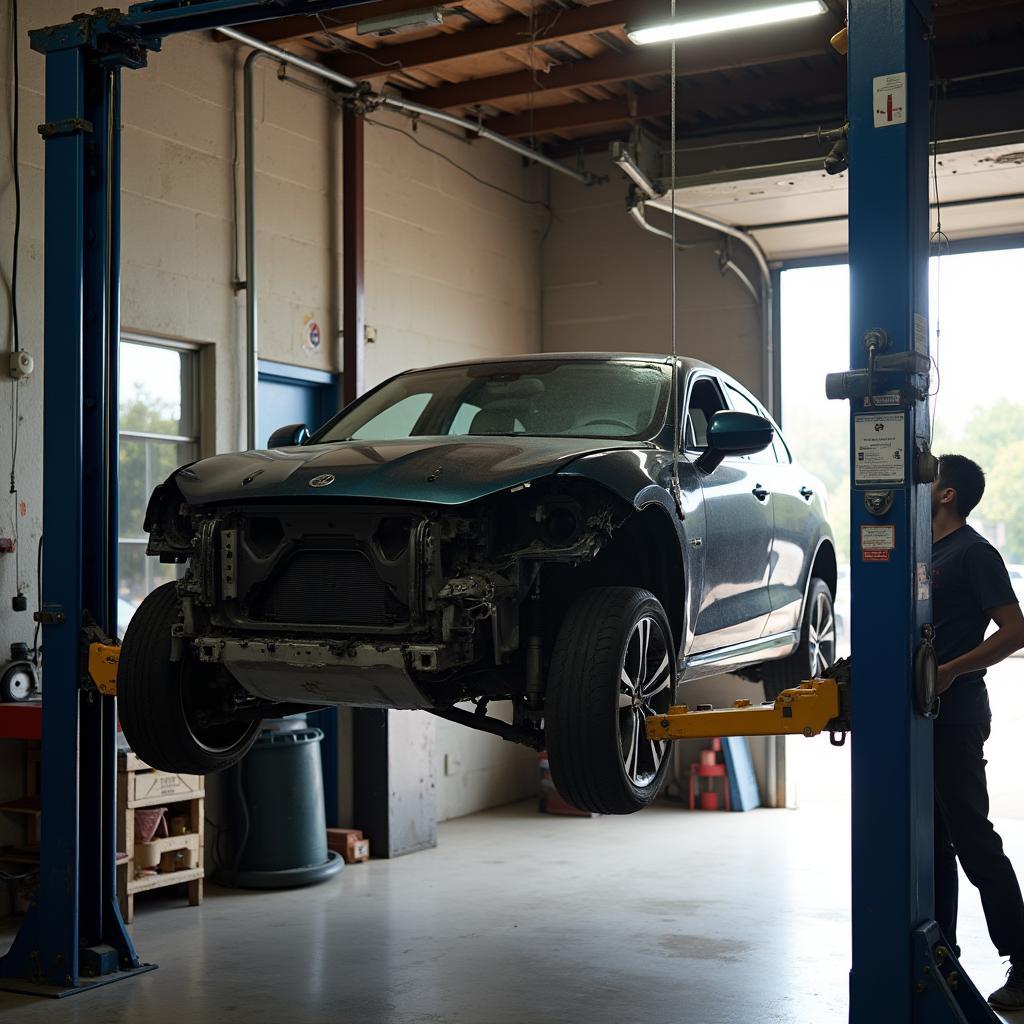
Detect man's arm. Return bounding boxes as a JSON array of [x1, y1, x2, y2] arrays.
[[938, 602, 1024, 693]]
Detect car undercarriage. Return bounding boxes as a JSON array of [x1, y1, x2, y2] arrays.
[[146, 477, 629, 749]]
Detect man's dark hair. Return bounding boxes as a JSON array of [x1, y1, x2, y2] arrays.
[[938, 454, 986, 518]]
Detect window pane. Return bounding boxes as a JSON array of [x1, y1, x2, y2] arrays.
[[120, 341, 197, 437], [118, 542, 178, 638], [351, 392, 432, 439], [119, 438, 197, 540]]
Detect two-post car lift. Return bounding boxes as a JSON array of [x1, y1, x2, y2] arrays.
[[0, 0, 1007, 1018]]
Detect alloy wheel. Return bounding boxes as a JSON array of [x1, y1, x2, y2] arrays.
[[807, 590, 836, 677], [618, 615, 673, 787]]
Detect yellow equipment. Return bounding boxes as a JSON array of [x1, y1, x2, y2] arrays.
[[646, 677, 848, 743], [88, 642, 120, 696]]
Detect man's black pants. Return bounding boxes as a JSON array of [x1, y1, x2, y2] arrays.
[[934, 721, 1024, 962]]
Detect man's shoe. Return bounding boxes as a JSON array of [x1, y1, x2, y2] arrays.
[[988, 964, 1024, 1010]]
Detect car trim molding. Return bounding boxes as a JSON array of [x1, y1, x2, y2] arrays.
[[684, 629, 800, 670]]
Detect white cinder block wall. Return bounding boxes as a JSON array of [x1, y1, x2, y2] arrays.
[[0, 1, 547, 864], [542, 156, 763, 393]]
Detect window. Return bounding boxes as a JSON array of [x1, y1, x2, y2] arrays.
[[350, 392, 432, 440], [316, 360, 672, 443], [685, 377, 727, 448], [118, 337, 201, 637], [725, 382, 777, 463]]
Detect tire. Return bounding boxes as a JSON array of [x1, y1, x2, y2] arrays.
[[118, 582, 261, 774], [760, 577, 836, 701], [545, 587, 676, 815], [1, 661, 37, 703]]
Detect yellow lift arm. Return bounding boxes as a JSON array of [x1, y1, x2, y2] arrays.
[[646, 676, 850, 744]]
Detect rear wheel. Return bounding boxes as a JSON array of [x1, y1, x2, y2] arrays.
[[118, 583, 261, 773], [545, 587, 676, 815], [760, 577, 836, 701]]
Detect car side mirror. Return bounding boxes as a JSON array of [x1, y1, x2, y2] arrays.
[[696, 410, 774, 474], [266, 423, 310, 449]]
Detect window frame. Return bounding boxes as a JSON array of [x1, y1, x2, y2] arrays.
[[117, 333, 203, 628]]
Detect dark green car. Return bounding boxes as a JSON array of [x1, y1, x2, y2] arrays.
[[120, 354, 836, 814]]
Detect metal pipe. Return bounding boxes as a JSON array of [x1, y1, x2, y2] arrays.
[[217, 27, 596, 186], [243, 49, 262, 451], [628, 202, 693, 250], [719, 254, 760, 304], [615, 144, 777, 413]]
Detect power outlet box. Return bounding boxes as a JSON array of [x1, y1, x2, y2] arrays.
[[444, 753, 462, 776], [9, 351, 33, 380]]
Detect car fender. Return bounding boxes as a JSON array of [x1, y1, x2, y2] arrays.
[[558, 448, 707, 658]]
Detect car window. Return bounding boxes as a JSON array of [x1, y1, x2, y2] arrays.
[[350, 392, 432, 440], [448, 403, 481, 435], [685, 377, 728, 449], [317, 360, 672, 443], [724, 382, 776, 463]]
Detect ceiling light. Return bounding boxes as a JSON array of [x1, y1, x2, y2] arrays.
[[356, 7, 444, 37], [627, 1, 826, 46]]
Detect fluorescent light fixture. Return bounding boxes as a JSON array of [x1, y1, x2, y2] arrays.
[[627, 1, 826, 46], [356, 7, 444, 37]]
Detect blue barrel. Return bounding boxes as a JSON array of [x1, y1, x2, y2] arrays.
[[218, 718, 343, 889]]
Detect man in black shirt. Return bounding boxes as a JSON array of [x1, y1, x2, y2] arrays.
[[931, 453, 1024, 1009]]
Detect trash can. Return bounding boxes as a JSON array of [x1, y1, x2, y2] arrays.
[[217, 717, 343, 889]]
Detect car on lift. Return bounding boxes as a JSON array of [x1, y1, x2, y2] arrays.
[[119, 353, 836, 814]]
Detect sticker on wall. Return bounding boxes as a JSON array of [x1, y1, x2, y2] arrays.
[[873, 72, 907, 127], [917, 562, 930, 601], [861, 524, 896, 563], [302, 315, 322, 355]]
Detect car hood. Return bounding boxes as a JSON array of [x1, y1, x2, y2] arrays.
[[172, 436, 652, 507]]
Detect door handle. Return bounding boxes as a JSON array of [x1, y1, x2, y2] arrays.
[[800, 486, 815, 500], [752, 484, 770, 501]]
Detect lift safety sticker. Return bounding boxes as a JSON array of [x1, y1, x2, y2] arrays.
[[917, 562, 931, 601], [854, 412, 906, 485], [862, 525, 896, 563], [873, 73, 907, 127]]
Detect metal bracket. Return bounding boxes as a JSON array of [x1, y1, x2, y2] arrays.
[[38, 118, 94, 140], [33, 604, 65, 626]]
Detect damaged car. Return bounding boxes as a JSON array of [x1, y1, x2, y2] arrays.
[[118, 354, 836, 814]]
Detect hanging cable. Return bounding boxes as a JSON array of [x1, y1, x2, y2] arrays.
[[669, 0, 681, 508], [9, 0, 21, 353]]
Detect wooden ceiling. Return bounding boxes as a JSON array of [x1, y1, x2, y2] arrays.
[[222, 0, 1024, 159]]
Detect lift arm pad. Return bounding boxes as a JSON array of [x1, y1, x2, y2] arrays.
[[88, 642, 120, 696], [646, 679, 842, 741]]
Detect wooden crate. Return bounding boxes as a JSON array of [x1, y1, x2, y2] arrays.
[[117, 752, 205, 923]]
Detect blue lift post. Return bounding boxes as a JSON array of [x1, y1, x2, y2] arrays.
[[0, 0, 366, 997], [846, 2, 998, 1021]]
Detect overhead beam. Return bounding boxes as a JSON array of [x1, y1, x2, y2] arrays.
[[412, 18, 835, 110], [320, 0, 833, 81], [485, 64, 847, 138], [217, 0, 466, 46]]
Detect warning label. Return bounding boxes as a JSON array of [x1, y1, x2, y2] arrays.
[[854, 412, 906, 485], [862, 524, 896, 563], [874, 72, 907, 127]]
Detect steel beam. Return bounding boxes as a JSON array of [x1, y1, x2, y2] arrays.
[[845, 1, 996, 1021]]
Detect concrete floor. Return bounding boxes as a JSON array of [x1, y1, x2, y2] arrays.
[[2, 662, 1023, 1023]]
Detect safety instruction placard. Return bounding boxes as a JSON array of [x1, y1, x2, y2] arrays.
[[861, 525, 896, 563], [854, 412, 906, 485], [874, 72, 907, 127]]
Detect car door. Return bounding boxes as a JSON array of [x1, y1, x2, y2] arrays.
[[722, 381, 817, 637], [686, 373, 774, 654]]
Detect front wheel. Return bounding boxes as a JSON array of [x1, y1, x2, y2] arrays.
[[760, 577, 836, 701], [545, 587, 676, 815], [118, 582, 261, 774]]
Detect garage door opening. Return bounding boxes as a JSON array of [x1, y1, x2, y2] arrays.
[[779, 246, 1024, 983]]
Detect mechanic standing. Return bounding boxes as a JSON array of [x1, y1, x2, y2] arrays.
[[931, 453, 1024, 1010]]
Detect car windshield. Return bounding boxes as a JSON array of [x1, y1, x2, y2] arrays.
[[314, 360, 672, 443]]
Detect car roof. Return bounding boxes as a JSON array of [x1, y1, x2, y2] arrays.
[[406, 352, 715, 374]]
